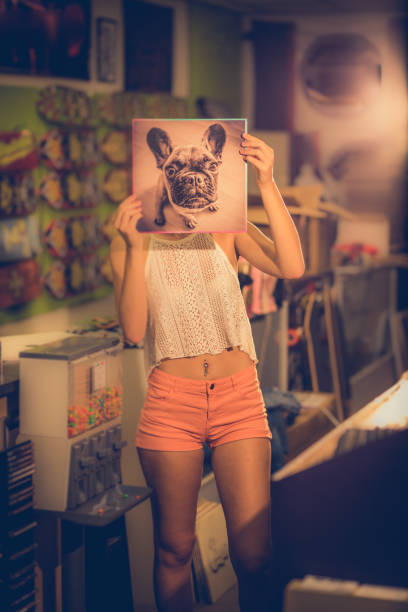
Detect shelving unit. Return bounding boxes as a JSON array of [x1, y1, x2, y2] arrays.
[[0, 441, 37, 612]]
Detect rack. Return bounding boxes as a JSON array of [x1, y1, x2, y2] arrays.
[[0, 440, 37, 612]]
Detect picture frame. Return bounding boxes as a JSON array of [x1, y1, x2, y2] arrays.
[[0, 1, 91, 80], [97, 17, 118, 83], [132, 118, 247, 234]]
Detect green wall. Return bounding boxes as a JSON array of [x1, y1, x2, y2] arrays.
[[0, 86, 112, 325], [189, 3, 242, 118]]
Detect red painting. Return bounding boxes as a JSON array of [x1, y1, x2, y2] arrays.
[[0, 0, 90, 79]]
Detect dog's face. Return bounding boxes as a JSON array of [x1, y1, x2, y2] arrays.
[[162, 144, 220, 210], [146, 124, 227, 227]]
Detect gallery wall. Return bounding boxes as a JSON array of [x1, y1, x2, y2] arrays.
[[0, 0, 243, 336], [0, 0, 123, 334]]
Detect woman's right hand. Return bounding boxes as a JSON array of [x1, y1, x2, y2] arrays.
[[113, 195, 144, 249]]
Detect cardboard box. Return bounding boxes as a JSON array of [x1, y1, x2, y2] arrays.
[[284, 576, 408, 612], [286, 392, 337, 461], [192, 500, 236, 603]]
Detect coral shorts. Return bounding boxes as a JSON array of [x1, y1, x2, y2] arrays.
[[135, 363, 272, 451]]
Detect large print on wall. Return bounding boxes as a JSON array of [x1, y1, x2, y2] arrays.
[[132, 119, 247, 233], [0, 1, 90, 79]]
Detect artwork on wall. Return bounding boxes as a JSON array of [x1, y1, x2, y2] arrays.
[[0, 215, 41, 262], [100, 131, 130, 165], [0, 172, 37, 217], [39, 129, 99, 170], [0, 259, 42, 308], [40, 171, 99, 211], [37, 86, 96, 127], [0, 129, 38, 218], [0, 1, 91, 79], [0, 130, 38, 172], [43, 215, 102, 259], [132, 118, 247, 233], [44, 254, 102, 299], [97, 17, 117, 83]]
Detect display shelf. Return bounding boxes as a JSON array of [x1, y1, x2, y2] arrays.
[[37, 484, 152, 528]]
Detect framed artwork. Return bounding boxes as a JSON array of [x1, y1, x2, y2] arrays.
[[0, 1, 91, 79], [132, 118, 247, 233], [97, 17, 117, 83]]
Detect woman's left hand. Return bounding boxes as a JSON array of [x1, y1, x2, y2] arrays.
[[239, 133, 274, 186]]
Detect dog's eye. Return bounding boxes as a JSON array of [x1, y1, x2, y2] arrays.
[[208, 162, 218, 172], [165, 166, 176, 178]]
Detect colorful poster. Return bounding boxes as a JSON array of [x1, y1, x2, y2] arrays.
[[132, 118, 247, 233]]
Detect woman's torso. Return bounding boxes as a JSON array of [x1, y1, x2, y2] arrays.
[[142, 232, 254, 380]]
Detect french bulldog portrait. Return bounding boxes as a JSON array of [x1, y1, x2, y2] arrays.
[[146, 123, 226, 230]]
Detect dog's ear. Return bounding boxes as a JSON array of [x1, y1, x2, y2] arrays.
[[146, 128, 173, 168], [202, 124, 226, 161]]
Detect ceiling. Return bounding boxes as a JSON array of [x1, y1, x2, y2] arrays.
[[195, 0, 408, 16]]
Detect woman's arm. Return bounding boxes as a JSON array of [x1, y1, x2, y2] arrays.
[[109, 196, 147, 344], [235, 133, 305, 279]]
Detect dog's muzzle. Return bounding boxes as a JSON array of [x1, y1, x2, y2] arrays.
[[171, 172, 216, 209]]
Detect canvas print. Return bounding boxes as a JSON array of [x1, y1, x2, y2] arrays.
[[132, 118, 247, 233]]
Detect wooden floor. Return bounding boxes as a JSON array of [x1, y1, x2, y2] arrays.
[[195, 583, 239, 611], [134, 583, 239, 611]]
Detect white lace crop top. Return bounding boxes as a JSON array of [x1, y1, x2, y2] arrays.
[[143, 232, 257, 376]]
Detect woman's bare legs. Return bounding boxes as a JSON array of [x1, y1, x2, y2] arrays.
[[211, 437, 273, 612], [137, 448, 204, 612]]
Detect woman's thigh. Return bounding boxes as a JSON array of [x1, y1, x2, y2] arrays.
[[211, 438, 272, 567], [138, 448, 204, 554]]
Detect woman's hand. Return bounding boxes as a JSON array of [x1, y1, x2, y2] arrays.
[[237, 134, 305, 279], [239, 133, 274, 186], [113, 195, 144, 249], [110, 195, 148, 343]]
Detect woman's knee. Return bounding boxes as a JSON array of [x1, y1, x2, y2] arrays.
[[156, 532, 196, 569], [230, 543, 272, 578]]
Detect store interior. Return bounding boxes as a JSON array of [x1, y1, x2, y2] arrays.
[[0, 1, 407, 611]]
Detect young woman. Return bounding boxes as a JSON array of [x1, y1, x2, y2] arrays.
[[110, 133, 304, 612]]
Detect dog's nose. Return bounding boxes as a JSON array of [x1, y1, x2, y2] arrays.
[[185, 175, 204, 186]]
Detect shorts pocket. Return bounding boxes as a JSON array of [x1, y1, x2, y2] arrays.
[[146, 379, 174, 402], [235, 378, 264, 405]]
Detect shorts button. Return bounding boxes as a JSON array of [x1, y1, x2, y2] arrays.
[[210, 383, 215, 390]]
